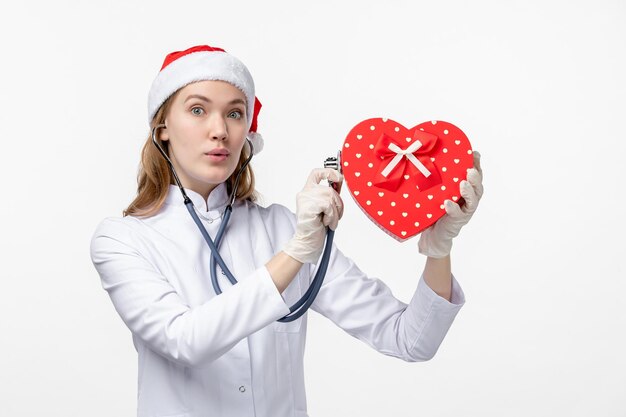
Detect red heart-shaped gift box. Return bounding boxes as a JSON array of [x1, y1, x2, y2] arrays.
[[341, 118, 474, 241]]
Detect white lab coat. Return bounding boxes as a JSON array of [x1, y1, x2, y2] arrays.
[[90, 183, 465, 417]]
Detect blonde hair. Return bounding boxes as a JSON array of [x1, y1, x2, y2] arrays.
[[123, 91, 258, 218]]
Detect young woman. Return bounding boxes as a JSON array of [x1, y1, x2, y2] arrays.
[[90, 44, 483, 417]]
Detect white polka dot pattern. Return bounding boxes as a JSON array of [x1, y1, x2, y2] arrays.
[[341, 118, 474, 241]]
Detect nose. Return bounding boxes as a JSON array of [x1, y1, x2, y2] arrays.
[[207, 113, 228, 141]]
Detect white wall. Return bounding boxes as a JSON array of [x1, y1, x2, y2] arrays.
[[1, 0, 624, 415]]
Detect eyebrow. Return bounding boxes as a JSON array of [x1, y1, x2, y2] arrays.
[[184, 94, 246, 106]]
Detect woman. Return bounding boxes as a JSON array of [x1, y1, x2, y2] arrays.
[[90, 44, 483, 417]]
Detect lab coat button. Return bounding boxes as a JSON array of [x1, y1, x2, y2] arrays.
[[239, 385, 246, 393]]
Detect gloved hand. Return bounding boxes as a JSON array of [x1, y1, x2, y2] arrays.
[[418, 151, 484, 258], [282, 168, 344, 264]]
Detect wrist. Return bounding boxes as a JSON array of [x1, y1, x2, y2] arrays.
[[282, 235, 323, 265], [417, 231, 452, 258]]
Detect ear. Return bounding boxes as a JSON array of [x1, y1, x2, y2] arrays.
[[159, 122, 170, 141]]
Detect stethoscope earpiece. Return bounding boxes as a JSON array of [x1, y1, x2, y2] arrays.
[[151, 123, 190, 203]]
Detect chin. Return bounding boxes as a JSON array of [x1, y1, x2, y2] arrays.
[[196, 170, 233, 186]]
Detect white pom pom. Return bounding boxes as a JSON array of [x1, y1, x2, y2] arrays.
[[247, 131, 264, 155]]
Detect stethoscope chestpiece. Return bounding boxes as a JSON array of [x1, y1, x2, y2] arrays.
[[323, 150, 342, 192], [323, 149, 342, 172]]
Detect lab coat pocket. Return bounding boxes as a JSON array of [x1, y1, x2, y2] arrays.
[[273, 272, 303, 333]]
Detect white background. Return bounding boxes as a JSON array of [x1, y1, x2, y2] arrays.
[[1, 1, 624, 416]]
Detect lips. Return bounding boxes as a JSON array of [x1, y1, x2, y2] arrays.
[[205, 148, 230, 156]]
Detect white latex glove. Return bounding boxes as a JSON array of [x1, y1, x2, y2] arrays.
[[282, 168, 344, 264], [418, 151, 484, 258]]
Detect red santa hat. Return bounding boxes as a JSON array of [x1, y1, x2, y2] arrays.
[[147, 44, 264, 154]]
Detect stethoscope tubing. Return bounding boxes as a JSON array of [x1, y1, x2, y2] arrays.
[[151, 124, 333, 322]]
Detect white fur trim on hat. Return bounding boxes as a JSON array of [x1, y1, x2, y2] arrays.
[[247, 131, 264, 155], [147, 50, 255, 131]]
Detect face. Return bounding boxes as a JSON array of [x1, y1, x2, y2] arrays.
[[159, 80, 248, 200]]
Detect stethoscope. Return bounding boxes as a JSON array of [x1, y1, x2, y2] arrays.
[[151, 124, 338, 322]]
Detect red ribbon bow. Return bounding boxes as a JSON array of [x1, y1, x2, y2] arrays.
[[373, 129, 442, 192]]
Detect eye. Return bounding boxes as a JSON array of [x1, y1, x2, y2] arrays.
[[191, 107, 204, 116], [228, 110, 243, 119]]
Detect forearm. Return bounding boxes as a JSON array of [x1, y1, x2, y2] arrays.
[[266, 251, 305, 293], [423, 254, 452, 301]]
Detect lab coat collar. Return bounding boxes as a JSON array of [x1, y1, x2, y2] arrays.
[[165, 182, 229, 212]]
